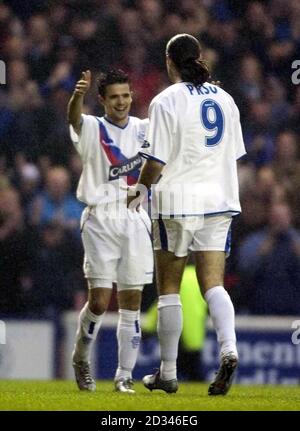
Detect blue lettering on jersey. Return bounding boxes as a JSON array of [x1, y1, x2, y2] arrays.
[[186, 84, 194, 95], [185, 84, 218, 95], [200, 99, 224, 147]]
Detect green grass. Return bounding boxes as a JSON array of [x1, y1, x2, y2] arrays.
[[0, 380, 299, 411]]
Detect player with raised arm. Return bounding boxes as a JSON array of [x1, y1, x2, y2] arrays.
[[128, 34, 246, 396], [68, 69, 153, 393]]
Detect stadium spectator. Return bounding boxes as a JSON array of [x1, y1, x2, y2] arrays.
[[0, 175, 27, 314], [238, 202, 300, 314], [30, 166, 84, 237], [13, 152, 41, 222], [271, 131, 300, 226], [27, 221, 83, 316]]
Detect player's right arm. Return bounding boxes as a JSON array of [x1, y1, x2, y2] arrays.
[[67, 70, 91, 135]]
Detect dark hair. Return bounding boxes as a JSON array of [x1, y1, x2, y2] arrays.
[[166, 34, 210, 86], [97, 69, 130, 97]]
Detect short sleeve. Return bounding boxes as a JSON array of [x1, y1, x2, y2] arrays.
[[139, 101, 174, 165], [137, 118, 149, 149], [233, 103, 246, 160], [69, 114, 98, 161]]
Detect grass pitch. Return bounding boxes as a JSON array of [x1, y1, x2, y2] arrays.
[[0, 380, 299, 411]]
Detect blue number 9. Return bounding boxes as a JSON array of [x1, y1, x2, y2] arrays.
[[200, 99, 224, 147]]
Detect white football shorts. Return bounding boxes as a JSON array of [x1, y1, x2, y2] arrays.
[[81, 203, 154, 287], [153, 214, 232, 257]]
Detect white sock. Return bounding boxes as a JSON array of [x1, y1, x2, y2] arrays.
[[72, 302, 104, 363], [115, 309, 141, 381], [204, 286, 238, 358], [157, 294, 182, 381]]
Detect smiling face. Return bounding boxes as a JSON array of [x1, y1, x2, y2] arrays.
[[99, 83, 132, 127]]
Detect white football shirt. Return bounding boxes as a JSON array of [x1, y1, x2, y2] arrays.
[[140, 82, 246, 217], [70, 115, 148, 205]]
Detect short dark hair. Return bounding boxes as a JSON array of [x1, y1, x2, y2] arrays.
[[97, 69, 130, 97], [166, 34, 210, 86]]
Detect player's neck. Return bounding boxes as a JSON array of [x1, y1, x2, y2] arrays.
[[104, 114, 129, 128], [170, 74, 182, 84]]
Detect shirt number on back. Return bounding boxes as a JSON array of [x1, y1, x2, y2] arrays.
[[200, 99, 224, 147]]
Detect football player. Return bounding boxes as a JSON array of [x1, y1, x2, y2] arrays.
[[129, 34, 246, 396], [68, 69, 153, 393]]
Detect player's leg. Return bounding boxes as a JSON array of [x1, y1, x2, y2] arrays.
[[113, 287, 142, 393], [143, 249, 187, 393], [73, 281, 112, 364], [193, 215, 238, 395], [195, 251, 238, 395], [73, 205, 119, 391], [113, 208, 153, 393], [195, 251, 237, 358], [155, 249, 187, 381], [72, 280, 112, 391], [142, 219, 191, 393]]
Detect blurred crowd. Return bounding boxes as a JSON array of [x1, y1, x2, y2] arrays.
[[1, 0, 300, 317]]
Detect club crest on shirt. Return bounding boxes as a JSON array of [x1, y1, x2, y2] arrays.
[[109, 153, 142, 180], [138, 131, 146, 142], [141, 140, 150, 148]]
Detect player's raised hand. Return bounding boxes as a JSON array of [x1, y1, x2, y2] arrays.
[[74, 70, 91, 96]]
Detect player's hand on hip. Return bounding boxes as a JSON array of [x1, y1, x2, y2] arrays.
[[74, 70, 91, 96], [127, 187, 142, 212]]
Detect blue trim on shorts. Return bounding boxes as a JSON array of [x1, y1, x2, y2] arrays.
[[158, 219, 168, 251], [157, 210, 240, 219], [225, 225, 232, 254]]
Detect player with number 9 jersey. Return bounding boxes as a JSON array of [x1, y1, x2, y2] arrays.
[[129, 34, 245, 397], [140, 80, 246, 218]]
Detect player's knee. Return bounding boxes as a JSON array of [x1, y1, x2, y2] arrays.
[[120, 297, 140, 311], [201, 277, 223, 293], [88, 296, 108, 315], [122, 302, 140, 311], [158, 284, 180, 296], [118, 289, 141, 310]]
